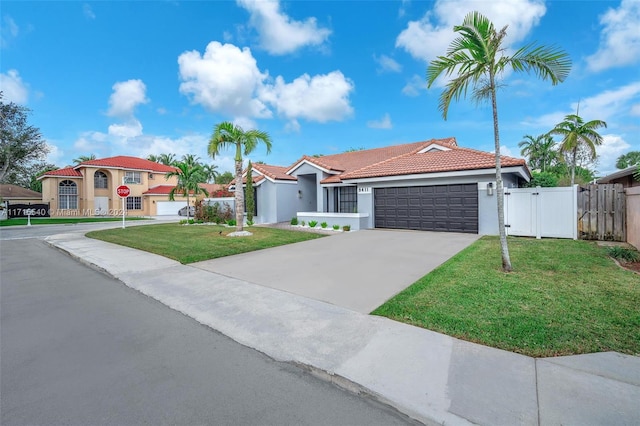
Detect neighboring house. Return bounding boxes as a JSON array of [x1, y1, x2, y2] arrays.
[[596, 166, 639, 188], [39, 156, 195, 217], [235, 138, 531, 234], [0, 184, 43, 205]]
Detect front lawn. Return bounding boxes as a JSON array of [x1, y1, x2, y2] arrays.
[[0, 217, 150, 226], [86, 223, 325, 264], [372, 237, 640, 357]]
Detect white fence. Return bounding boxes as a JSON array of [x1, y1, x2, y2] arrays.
[[504, 186, 577, 239]]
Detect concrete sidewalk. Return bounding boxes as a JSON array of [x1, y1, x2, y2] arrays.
[[46, 233, 640, 426]]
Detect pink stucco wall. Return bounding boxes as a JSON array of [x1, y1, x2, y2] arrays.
[[627, 186, 640, 250]]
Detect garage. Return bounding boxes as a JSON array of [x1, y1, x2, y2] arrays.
[[374, 184, 478, 233], [156, 201, 187, 216]]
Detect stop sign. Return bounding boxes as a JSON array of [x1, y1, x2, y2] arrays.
[[116, 185, 131, 198]]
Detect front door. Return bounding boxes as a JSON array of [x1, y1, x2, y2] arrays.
[[94, 197, 109, 216]]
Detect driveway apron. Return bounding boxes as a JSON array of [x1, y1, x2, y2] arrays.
[[192, 229, 480, 313]]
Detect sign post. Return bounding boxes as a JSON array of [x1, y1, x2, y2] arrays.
[[116, 185, 131, 229]]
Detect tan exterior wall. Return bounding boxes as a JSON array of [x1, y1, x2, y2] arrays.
[[42, 167, 180, 217], [626, 186, 640, 250]]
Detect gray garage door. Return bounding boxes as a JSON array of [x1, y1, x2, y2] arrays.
[[374, 184, 478, 233]]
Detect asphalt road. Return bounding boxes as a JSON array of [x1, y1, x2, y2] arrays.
[[1, 239, 417, 426]]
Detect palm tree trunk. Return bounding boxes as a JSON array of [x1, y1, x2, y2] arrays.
[[571, 148, 577, 186], [490, 72, 512, 272], [235, 159, 244, 232]]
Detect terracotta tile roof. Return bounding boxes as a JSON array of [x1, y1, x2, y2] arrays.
[[143, 185, 175, 195], [253, 163, 297, 181], [40, 167, 82, 178], [340, 146, 527, 180], [78, 156, 178, 173], [287, 139, 451, 180], [198, 183, 229, 194], [0, 184, 43, 199]]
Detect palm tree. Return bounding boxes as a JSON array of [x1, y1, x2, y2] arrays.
[[159, 153, 177, 166], [73, 154, 96, 164], [202, 163, 219, 183], [426, 11, 571, 272], [208, 121, 272, 233], [181, 154, 201, 168], [548, 113, 606, 185], [518, 134, 557, 172], [165, 161, 209, 221]]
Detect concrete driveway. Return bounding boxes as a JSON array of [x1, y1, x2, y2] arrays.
[[192, 229, 480, 313]]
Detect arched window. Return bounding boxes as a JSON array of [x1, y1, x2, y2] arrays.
[[59, 180, 78, 209], [94, 171, 108, 189]]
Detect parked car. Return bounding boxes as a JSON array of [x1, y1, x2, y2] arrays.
[[178, 206, 195, 217]]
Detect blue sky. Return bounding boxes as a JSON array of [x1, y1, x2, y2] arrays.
[[1, 0, 639, 176]]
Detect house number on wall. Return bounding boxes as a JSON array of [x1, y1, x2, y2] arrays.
[[358, 187, 372, 194]]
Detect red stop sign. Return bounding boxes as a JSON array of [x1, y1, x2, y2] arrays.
[[116, 185, 131, 198]]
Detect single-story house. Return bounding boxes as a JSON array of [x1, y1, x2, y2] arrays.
[[596, 166, 639, 188], [233, 137, 531, 234], [0, 184, 43, 204], [39, 156, 201, 217]]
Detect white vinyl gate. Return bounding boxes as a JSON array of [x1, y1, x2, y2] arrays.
[[504, 186, 577, 239]]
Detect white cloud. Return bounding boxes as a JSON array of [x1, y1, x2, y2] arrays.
[[1, 16, 19, 48], [236, 0, 331, 55], [179, 42, 354, 125], [396, 0, 546, 62], [596, 134, 631, 175], [0, 69, 29, 104], [83, 3, 96, 20], [374, 54, 402, 73], [178, 42, 271, 118], [402, 74, 427, 97], [108, 119, 143, 139], [107, 79, 148, 117], [45, 142, 65, 166], [285, 119, 300, 133], [367, 113, 392, 129], [631, 104, 640, 117], [586, 0, 640, 72], [261, 71, 354, 122]]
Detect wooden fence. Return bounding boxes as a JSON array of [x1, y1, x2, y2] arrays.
[[577, 184, 626, 241]]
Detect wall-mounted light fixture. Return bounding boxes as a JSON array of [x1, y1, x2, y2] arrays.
[[297, 190, 302, 199], [487, 182, 494, 196]]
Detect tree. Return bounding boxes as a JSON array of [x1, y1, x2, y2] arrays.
[[73, 154, 96, 164], [29, 163, 58, 192], [616, 151, 640, 169], [245, 161, 255, 224], [518, 134, 556, 172], [209, 122, 272, 233], [1, 99, 49, 184], [165, 161, 209, 221], [202, 163, 219, 183], [548, 113, 606, 186], [215, 171, 234, 184], [426, 11, 571, 272]]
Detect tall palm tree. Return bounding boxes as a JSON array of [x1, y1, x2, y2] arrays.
[[73, 154, 96, 164], [548, 113, 606, 185], [181, 154, 201, 168], [202, 163, 219, 183], [165, 161, 209, 221], [427, 11, 571, 272], [208, 121, 272, 233], [147, 154, 160, 163], [158, 153, 177, 166]]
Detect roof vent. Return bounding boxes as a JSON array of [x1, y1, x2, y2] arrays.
[[418, 144, 452, 154]]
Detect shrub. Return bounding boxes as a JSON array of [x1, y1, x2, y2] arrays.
[[320, 222, 328, 228], [290, 217, 299, 225], [179, 219, 187, 225], [332, 224, 340, 230], [308, 220, 318, 228], [607, 246, 640, 263], [300, 220, 305, 226], [188, 219, 195, 225], [227, 219, 236, 226], [246, 220, 254, 226], [342, 225, 351, 232]]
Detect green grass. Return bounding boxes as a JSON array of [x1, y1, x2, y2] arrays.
[[372, 237, 640, 357], [86, 223, 325, 264], [0, 217, 150, 226]]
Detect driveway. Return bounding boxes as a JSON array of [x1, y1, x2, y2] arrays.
[[192, 229, 480, 313]]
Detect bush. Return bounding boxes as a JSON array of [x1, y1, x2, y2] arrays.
[[188, 219, 195, 225], [308, 220, 318, 228], [300, 220, 305, 226], [607, 246, 640, 263], [525, 171, 559, 188], [290, 217, 298, 225], [179, 219, 187, 225], [196, 200, 233, 224], [246, 220, 254, 226], [320, 222, 328, 228], [227, 219, 236, 226], [342, 225, 351, 232], [332, 224, 340, 230]]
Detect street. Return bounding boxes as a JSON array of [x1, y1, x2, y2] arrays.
[[1, 239, 417, 425]]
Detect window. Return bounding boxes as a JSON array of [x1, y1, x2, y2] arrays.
[[124, 171, 141, 184], [94, 171, 108, 189], [126, 196, 142, 210], [59, 180, 78, 209], [335, 186, 357, 213]]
